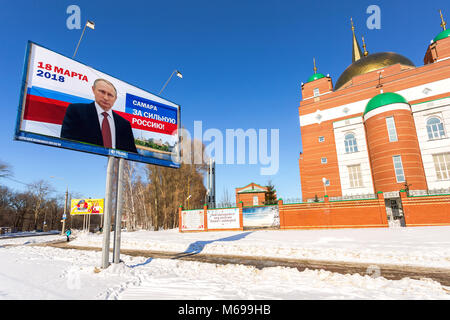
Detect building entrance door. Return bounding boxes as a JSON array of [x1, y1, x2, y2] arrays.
[[385, 198, 406, 227]]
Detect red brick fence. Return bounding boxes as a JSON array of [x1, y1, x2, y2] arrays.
[[179, 191, 450, 232]]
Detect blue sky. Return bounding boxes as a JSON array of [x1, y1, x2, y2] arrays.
[[0, 0, 448, 201]]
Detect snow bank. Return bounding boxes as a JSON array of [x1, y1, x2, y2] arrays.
[[70, 226, 450, 269], [0, 245, 448, 300], [1, 227, 449, 299]]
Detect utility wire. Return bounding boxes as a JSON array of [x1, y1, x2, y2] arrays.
[[1, 176, 30, 186]]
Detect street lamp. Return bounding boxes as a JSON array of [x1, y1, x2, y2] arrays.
[[159, 69, 183, 95], [50, 176, 69, 235], [322, 177, 328, 196], [73, 20, 95, 58], [185, 194, 192, 210]]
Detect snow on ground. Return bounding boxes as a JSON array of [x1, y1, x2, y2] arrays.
[[0, 244, 449, 300], [71, 226, 450, 269], [0, 233, 65, 246], [0, 226, 449, 300]]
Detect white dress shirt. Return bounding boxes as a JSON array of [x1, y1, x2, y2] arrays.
[[94, 102, 116, 149]]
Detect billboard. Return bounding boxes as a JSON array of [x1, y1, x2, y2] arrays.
[[243, 206, 279, 229], [14, 41, 181, 168], [70, 199, 104, 215]]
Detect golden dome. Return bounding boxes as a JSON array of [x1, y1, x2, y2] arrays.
[[334, 52, 415, 90]]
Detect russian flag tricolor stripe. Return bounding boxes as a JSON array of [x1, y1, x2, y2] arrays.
[[23, 94, 69, 124], [22, 86, 177, 135]]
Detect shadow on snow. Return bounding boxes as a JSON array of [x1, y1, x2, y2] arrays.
[[173, 231, 253, 259], [128, 231, 253, 268]]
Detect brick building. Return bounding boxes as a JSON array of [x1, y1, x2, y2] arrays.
[[235, 183, 275, 207], [298, 13, 450, 225]]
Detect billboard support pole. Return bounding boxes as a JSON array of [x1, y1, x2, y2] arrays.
[[101, 156, 115, 269], [113, 158, 125, 264], [61, 187, 68, 235]]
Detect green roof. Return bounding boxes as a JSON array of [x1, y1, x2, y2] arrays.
[[434, 29, 450, 42], [307, 73, 325, 82], [364, 92, 408, 115]]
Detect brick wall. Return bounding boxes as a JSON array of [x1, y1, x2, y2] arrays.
[[400, 191, 450, 226], [279, 193, 388, 230], [180, 191, 450, 232]]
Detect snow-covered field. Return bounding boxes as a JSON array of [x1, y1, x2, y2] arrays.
[[0, 226, 449, 300], [71, 226, 450, 269]]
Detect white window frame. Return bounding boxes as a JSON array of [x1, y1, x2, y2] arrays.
[[318, 136, 325, 143], [426, 116, 446, 140], [433, 153, 450, 181], [386, 117, 398, 142], [313, 88, 320, 97], [321, 157, 327, 164], [344, 133, 358, 153], [392, 155, 405, 183], [347, 164, 363, 188]]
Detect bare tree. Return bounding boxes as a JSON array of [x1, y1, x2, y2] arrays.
[[9, 192, 34, 231], [219, 188, 234, 208], [120, 134, 208, 231], [0, 160, 12, 178], [28, 180, 54, 230]]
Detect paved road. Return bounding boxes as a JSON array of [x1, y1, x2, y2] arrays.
[[38, 240, 450, 287]]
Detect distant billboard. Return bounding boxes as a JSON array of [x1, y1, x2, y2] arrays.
[[14, 41, 181, 168], [70, 199, 104, 215], [243, 206, 279, 229]]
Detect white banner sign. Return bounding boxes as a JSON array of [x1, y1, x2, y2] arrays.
[[207, 208, 240, 229], [181, 209, 204, 231]]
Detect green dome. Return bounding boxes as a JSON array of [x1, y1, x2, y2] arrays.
[[364, 92, 408, 115], [307, 73, 325, 82], [434, 29, 450, 42]]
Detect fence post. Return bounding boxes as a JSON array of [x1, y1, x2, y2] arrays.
[[278, 198, 284, 229], [238, 201, 244, 230], [377, 191, 388, 226], [203, 203, 208, 232], [179, 205, 183, 232]]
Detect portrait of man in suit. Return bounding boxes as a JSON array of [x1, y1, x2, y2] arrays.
[[60, 78, 138, 153]]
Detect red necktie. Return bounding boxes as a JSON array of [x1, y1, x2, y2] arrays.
[[101, 112, 112, 148]]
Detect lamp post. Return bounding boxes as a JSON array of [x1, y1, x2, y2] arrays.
[[185, 194, 192, 209], [73, 20, 95, 58], [159, 70, 183, 95], [322, 177, 328, 196], [50, 176, 69, 235]]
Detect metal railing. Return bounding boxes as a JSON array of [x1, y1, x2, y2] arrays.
[[292, 193, 377, 203], [213, 202, 237, 209], [329, 193, 377, 201], [408, 188, 450, 196], [283, 198, 312, 204]]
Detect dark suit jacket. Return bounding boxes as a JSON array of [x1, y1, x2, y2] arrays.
[[61, 102, 138, 154]]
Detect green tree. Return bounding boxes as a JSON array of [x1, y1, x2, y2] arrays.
[[264, 180, 277, 205]]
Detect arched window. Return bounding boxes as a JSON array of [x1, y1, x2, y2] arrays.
[[426, 117, 445, 140], [344, 133, 358, 153]]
